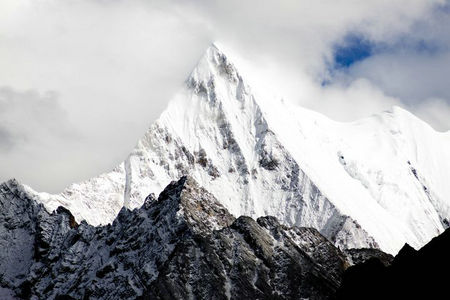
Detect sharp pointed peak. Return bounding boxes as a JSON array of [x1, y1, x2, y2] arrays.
[[147, 176, 235, 234], [208, 41, 220, 51], [187, 42, 243, 93], [205, 41, 227, 55], [197, 42, 234, 69]]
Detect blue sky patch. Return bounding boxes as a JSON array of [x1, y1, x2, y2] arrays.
[[333, 34, 374, 68]]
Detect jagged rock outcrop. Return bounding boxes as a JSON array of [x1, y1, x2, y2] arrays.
[[148, 215, 348, 300], [343, 248, 393, 266], [0, 176, 358, 300]]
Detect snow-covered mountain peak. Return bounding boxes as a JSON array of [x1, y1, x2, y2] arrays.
[[184, 42, 251, 109], [15, 45, 450, 255], [188, 43, 238, 84]]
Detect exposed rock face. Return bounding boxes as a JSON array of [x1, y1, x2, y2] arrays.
[[148, 215, 348, 300], [343, 248, 394, 266], [1, 176, 353, 300]]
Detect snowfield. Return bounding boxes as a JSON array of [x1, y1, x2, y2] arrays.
[[18, 44, 450, 254]]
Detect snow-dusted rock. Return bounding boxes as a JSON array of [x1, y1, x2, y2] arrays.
[[19, 44, 450, 254], [0, 176, 351, 299]]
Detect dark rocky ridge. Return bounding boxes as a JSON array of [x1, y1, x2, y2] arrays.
[[0, 177, 331, 299], [0, 176, 388, 299]]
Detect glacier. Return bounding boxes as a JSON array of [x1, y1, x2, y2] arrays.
[[17, 44, 450, 254]]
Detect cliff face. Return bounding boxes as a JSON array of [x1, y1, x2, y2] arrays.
[[1, 176, 350, 300]]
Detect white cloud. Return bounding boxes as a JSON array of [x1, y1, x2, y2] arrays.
[[0, 86, 82, 191], [0, 0, 212, 191], [0, 0, 448, 190], [411, 98, 450, 132], [332, 4, 450, 131]]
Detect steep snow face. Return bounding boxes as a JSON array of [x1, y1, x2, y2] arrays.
[[255, 96, 450, 254], [23, 44, 450, 254], [312, 108, 447, 251]]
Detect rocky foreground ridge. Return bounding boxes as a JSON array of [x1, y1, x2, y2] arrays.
[[0, 176, 394, 300]]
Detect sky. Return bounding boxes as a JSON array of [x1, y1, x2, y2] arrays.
[[1, 0, 450, 192]]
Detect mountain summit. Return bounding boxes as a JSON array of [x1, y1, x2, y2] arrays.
[[18, 44, 450, 254]]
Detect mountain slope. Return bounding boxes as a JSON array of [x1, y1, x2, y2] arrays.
[[21, 44, 450, 254], [0, 176, 348, 300]]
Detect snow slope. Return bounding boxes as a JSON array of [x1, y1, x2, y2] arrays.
[[19, 44, 450, 254]]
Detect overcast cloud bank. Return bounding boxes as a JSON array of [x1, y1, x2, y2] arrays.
[[0, 0, 449, 191]]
